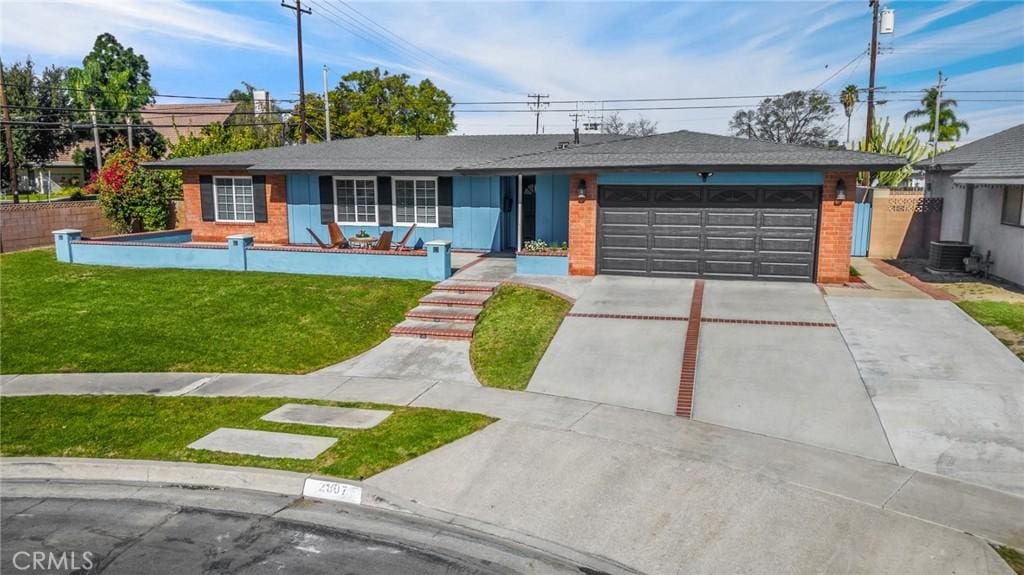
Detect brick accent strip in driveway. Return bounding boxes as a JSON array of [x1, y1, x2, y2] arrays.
[[567, 312, 688, 321], [677, 280, 705, 418]]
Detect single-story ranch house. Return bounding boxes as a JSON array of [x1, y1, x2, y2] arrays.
[[149, 130, 903, 283], [919, 123, 1024, 286]]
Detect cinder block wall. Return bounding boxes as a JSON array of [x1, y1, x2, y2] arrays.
[[0, 201, 114, 253], [868, 189, 943, 259]]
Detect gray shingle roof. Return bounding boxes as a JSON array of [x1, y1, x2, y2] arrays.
[[150, 129, 905, 173], [918, 123, 1024, 180]]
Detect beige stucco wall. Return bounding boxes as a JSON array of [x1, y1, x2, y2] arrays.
[[928, 172, 965, 241], [967, 184, 1024, 286]]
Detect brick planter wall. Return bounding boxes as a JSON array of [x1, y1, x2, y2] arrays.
[[0, 200, 113, 253], [182, 170, 289, 243], [567, 173, 598, 276], [817, 171, 858, 283]]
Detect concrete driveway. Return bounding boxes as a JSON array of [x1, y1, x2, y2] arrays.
[[527, 276, 691, 414], [829, 298, 1024, 496]]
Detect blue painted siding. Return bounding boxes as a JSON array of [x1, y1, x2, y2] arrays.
[[289, 174, 499, 251], [533, 174, 569, 245], [597, 172, 825, 186]]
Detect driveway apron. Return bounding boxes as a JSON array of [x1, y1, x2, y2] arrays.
[[527, 276, 691, 415]]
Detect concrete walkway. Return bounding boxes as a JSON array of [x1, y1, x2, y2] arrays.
[[2, 370, 1022, 557]]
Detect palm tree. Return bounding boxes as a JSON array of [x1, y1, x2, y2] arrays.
[[840, 84, 859, 146], [904, 87, 969, 142]]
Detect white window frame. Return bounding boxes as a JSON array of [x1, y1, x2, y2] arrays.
[[333, 176, 379, 226], [213, 176, 255, 223], [392, 176, 439, 228]]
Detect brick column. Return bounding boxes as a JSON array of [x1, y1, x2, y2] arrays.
[[568, 173, 598, 276], [816, 171, 857, 284]]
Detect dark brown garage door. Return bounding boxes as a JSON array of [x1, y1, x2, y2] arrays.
[[597, 185, 820, 281]]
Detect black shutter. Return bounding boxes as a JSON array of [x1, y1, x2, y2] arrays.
[[318, 175, 334, 224], [251, 175, 267, 222], [199, 175, 215, 221], [438, 176, 453, 228], [377, 176, 392, 226]]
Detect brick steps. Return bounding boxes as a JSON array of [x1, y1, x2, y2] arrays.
[[406, 305, 481, 323], [392, 281, 498, 340]]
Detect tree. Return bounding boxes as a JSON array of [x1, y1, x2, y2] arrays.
[[601, 112, 657, 136], [67, 34, 164, 171], [169, 122, 268, 159], [291, 68, 455, 140], [840, 84, 859, 145], [730, 90, 837, 146], [854, 118, 928, 187], [88, 146, 178, 232], [904, 87, 969, 142], [0, 59, 77, 192]]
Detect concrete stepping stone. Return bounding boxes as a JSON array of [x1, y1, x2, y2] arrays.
[[261, 403, 393, 429], [188, 428, 336, 459]]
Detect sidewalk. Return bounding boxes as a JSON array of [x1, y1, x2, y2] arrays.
[[2, 370, 1022, 552]]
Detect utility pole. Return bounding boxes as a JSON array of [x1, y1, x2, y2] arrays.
[[863, 0, 880, 185], [282, 0, 312, 144], [322, 65, 331, 142], [931, 70, 944, 164], [528, 93, 549, 135], [569, 112, 583, 145], [90, 103, 102, 168], [0, 57, 19, 203]]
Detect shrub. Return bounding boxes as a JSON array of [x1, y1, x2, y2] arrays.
[[522, 239, 568, 253], [87, 147, 179, 233]]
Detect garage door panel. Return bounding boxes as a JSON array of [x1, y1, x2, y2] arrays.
[[759, 261, 813, 279], [759, 236, 815, 253], [652, 211, 701, 226], [597, 185, 820, 281], [602, 210, 649, 225], [704, 235, 756, 252], [651, 258, 699, 275], [651, 235, 700, 250], [761, 211, 817, 229], [706, 211, 758, 227]]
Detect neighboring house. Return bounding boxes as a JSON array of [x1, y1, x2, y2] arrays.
[[15, 143, 88, 194], [141, 102, 241, 147], [919, 123, 1024, 286], [151, 130, 902, 283]]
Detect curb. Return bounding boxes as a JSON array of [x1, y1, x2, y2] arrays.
[[0, 457, 641, 574]]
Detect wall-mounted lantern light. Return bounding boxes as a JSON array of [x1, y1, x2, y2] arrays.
[[835, 178, 847, 204], [577, 179, 588, 202], [697, 171, 713, 183]]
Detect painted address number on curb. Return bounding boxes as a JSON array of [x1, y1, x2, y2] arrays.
[[302, 478, 362, 505]]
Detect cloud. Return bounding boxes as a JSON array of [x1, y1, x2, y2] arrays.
[[0, 0, 284, 65]]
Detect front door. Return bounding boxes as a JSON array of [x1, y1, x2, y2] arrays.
[[521, 176, 537, 245], [499, 176, 518, 251]]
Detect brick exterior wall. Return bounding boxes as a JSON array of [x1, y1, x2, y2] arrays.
[[182, 170, 289, 243], [0, 201, 113, 253], [567, 173, 598, 276], [816, 171, 857, 284]]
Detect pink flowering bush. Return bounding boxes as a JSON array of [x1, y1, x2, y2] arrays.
[[89, 146, 179, 233]]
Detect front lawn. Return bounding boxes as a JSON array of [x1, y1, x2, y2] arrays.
[[0, 249, 433, 374], [0, 395, 493, 479], [470, 285, 571, 390], [958, 300, 1024, 360]]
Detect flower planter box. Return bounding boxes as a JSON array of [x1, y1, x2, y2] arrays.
[[516, 251, 569, 276]]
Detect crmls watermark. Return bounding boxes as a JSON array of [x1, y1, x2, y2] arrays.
[[11, 551, 96, 571]]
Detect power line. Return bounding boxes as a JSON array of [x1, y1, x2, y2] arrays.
[[1, 104, 294, 116], [330, 0, 447, 67], [1, 119, 289, 129], [305, 0, 439, 71], [812, 48, 869, 91]]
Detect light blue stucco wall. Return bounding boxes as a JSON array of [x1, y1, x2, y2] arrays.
[[516, 254, 569, 276], [533, 174, 569, 245], [597, 172, 824, 186], [288, 174, 501, 251]]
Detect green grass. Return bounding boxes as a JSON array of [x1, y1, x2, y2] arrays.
[[849, 265, 861, 277], [958, 300, 1024, 332], [994, 545, 1024, 575], [470, 285, 571, 390], [0, 249, 433, 374], [0, 395, 493, 479]]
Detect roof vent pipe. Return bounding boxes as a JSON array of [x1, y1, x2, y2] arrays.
[[573, 127, 580, 145]]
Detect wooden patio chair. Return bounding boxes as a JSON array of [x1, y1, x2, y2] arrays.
[[392, 224, 417, 251], [307, 227, 345, 249], [327, 222, 349, 248], [371, 230, 394, 251]]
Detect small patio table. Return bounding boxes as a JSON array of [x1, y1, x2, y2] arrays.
[[349, 236, 377, 248]]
